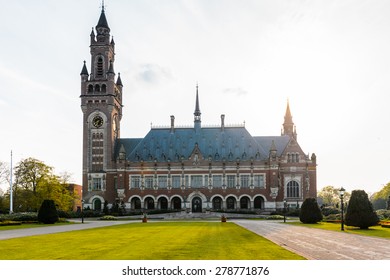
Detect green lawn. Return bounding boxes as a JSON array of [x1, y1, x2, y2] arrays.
[[0, 222, 305, 260], [0, 222, 71, 231], [289, 221, 390, 239]]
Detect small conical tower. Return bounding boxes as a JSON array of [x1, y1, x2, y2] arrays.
[[282, 100, 297, 140], [194, 84, 201, 130]]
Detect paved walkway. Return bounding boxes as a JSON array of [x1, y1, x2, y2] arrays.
[[233, 220, 390, 260], [1, 219, 390, 260]]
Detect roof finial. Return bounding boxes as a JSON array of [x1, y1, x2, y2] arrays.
[[101, 0, 105, 12]]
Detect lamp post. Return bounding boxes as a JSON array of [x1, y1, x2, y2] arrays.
[[339, 187, 345, 231], [283, 199, 287, 223], [81, 199, 85, 224]]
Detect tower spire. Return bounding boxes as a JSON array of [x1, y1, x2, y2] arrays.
[[194, 83, 201, 129], [282, 99, 297, 140]]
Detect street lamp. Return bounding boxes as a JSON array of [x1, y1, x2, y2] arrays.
[[283, 199, 287, 223], [339, 187, 345, 231], [81, 199, 85, 224]]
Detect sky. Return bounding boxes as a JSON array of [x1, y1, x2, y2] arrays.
[[0, 0, 390, 195]]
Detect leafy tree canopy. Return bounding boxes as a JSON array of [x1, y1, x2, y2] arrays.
[[317, 186, 351, 206], [372, 182, 390, 201], [9, 157, 76, 212]]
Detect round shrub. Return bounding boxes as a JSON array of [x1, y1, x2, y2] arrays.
[[38, 200, 59, 224], [299, 198, 323, 224]]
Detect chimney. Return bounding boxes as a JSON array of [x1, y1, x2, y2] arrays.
[[170, 115, 175, 133], [221, 114, 225, 131]]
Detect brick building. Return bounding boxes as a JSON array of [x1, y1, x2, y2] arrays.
[[80, 7, 317, 212]]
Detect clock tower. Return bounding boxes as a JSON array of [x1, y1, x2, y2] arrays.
[[80, 6, 123, 205]]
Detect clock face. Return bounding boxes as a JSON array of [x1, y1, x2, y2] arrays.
[[92, 116, 103, 128]]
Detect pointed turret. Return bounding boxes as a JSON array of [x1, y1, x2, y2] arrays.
[[80, 60, 89, 77], [95, 6, 110, 44], [96, 6, 110, 34], [107, 60, 115, 74], [194, 84, 201, 130], [269, 140, 277, 160], [118, 144, 126, 160], [90, 28, 96, 44], [282, 99, 297, 140], [116, 72, 123, 87]]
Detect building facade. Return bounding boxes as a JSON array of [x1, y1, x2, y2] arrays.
[[80, 8, 317, 212]]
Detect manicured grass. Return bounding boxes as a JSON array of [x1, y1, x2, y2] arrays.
[[289, 221, 390, 239], [0, 222, 305, 260], [0, 222, 72, 231]]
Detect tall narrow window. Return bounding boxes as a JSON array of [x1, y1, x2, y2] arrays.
[[191, 175, 203, 188], [131, 176, 141, 189], [241, 175, 250, 188], [227, 175, 235, 188], [96, 56, 104, 77], [254, 174, 264, 188], [287, 180, 300, 198]]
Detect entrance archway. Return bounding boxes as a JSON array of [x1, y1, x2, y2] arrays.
[[192, 197, 202, 213], [93, 199, 102, 211], [158, 197, 168, 210], [226, 196, 236, 210], [212, 197, 222, 210], [172, 197, 182, 210], [254, 196, 264, 209], [240, 197, 250, 209], [145, 197, 155, 210], [131, 197, 142, 210]]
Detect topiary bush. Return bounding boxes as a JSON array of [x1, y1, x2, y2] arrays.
[[345, 190, 379, 229], [299, 198, 323, 224], [37, 200, 59, 224]]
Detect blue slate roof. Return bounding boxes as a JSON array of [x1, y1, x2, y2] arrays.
[[115, 126, 291, 163]]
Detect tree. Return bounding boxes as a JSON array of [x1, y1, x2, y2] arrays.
[[299, 198, 323, 224], [12, 157, 76, 212], [345, 190, 379, 229], [0, 161, 10, 185], [371, 182, 390, 210], [317, 186, 351, 206], [38, 199, 59, 224]]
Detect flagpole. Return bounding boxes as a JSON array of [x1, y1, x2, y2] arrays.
[[9, 150, 13, 214]]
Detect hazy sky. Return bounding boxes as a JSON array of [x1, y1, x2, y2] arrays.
[[0, 0, 389, 195]]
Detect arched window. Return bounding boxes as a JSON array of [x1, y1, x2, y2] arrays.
[[96, 56, 104, 77], [95, 84, 100, 92], [88, 84, 93, 93], [287, 180, 300, 198], [101, 84, 107, 92]]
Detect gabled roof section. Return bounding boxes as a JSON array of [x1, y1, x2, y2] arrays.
[[254, 135, 290, 157], [123, 126, 269, 163]]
